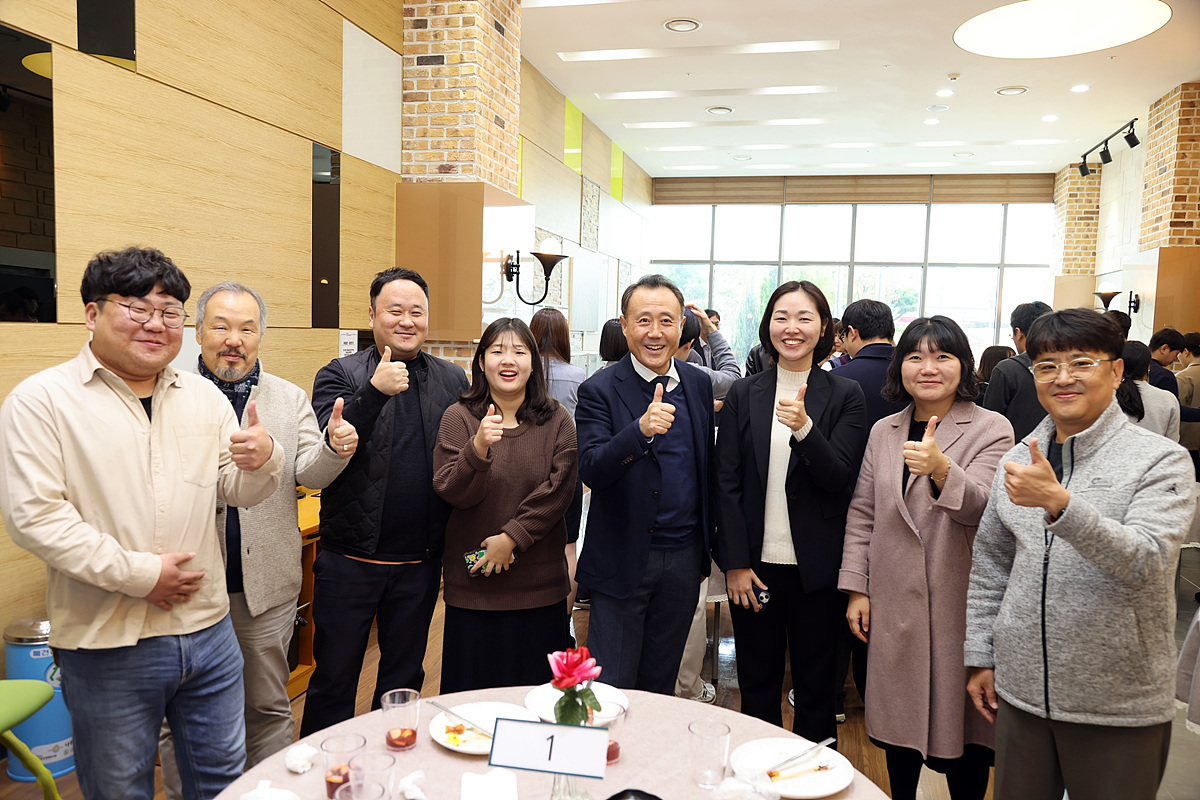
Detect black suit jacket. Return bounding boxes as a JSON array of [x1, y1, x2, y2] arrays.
[[575, 354, 716, 598], [715, 366, 867, 592], [831, 342, 907, 428]]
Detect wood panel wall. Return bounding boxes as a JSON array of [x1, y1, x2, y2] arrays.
[[519, 58, 566, 159], [136, 0, 343, 149], [53, 46, 314, 328], [340, 155, 402, 329], [654, 174, 1056, 205], [581, 116, 611, 189], [0, 0, 76, 48], [321, 0, 404, 55]]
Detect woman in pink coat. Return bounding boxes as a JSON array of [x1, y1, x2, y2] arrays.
[[839, 316, 1013, 800]]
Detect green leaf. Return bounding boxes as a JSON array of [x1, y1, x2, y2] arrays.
[[578, 687, 602, 713], [553, 693, 587, 726]]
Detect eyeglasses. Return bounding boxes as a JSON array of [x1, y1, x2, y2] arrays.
[[1031, 358, 1113, 383], [98, 299, 189, 328]]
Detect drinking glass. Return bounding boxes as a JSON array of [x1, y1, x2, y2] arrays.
[[688, 719, 730, 789], [380, 688, 421, 751], [321, 733, 366, 799]]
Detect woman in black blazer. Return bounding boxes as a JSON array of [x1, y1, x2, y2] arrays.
[[716, 280, 868, 743]]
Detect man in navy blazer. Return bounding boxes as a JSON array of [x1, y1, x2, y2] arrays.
[[576, 275, 716, 693], [832, 298, 906, 429]]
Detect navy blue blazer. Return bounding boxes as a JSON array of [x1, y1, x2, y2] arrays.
[[831, 342, 907, 428], [575, 354, 716, 598], [715, 366, 867, 593]]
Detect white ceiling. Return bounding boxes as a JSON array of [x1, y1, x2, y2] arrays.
[[519, 0, 1200, 177]]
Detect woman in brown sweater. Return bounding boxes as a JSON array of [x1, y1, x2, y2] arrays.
[[433, 317, 579, 692]]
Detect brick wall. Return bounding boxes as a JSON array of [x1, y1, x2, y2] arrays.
[[1052, 163, 1102, 275], [423, 339, 476, 373], [0, 96, 54, 252], [401, 0, 521, 194], [1140, 82, 1200, 249]]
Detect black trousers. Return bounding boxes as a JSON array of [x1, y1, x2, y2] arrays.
[[299, 552, 441, 737], [729, 564, 844, 744], [440, 600, 569, 693]]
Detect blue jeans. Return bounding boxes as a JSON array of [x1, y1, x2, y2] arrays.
[[59, 615, 245, 800]]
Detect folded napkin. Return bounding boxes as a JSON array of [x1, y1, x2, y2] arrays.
[[461, 767, 518, 800], [239, 779, 301, 800], [713, 774, 781, 800]]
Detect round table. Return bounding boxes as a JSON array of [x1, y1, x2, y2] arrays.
[[217, 686, 888, 799]]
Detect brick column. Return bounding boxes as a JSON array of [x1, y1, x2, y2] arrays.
[[401, 0, 520, 194], [1140, 82, 1200, 249], [1052, 163, 1102, 275]]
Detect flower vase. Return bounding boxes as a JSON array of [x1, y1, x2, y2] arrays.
[[549, 771, 592, 800]]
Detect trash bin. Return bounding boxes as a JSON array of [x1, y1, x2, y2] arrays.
[[4, 618, 74, 781]]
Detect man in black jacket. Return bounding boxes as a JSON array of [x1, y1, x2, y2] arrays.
[[299, 268, 468, 736], [833, 299, 906, 428], [983, 301, 1052, 441]]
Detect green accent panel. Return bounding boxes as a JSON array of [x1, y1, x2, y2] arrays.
[[564, 100, 583, 174], [611, 142, 624, 202]]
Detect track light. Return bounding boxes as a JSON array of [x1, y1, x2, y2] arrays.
[[1078, 161, 1091, 177], [1099, 144, 1112, 164], [1124, 124, 1139, 148]]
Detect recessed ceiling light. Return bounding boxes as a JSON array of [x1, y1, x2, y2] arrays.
[[731, 155, 752, 161], [916, 141, 966, 147], [936, 89, 955, 98], [827, 142, 877, 149], [743, 144, 790, 150], [954, 152, 975, 157], [1041, 114, 1059, 122], [595, 85, 835, 101], [706, 105, 734, 115], [995, 86, 1029, 96], [926, 104, 950, 112], [954, 0, 1171, 59], [664, 18, 701, 32], [644, 145, 710, 152], [1070, 84, 1090, 93], [924, 118, 940, 125]]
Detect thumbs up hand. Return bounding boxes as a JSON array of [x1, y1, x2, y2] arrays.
[[1003, 437, 1070, 516], [639, 382, 676, 438], [230, 400, 274, 471], [775, 383, 809, 432], [902, 415, 947, 477], [328, 397, 359, 459], [370, 345, 410, 396], [473, 403, 505, 458]]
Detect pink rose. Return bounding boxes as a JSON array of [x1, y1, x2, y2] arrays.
[[547, 647, 602, 690]]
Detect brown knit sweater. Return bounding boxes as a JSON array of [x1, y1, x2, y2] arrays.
[[432, 402, 578, 611]]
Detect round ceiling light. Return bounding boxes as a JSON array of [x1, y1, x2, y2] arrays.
[[664, 18, 701, 32], [706, 105, 734, 115], [995, 86, 1029, 96], [954, 0, 1170, 59], [731, 155, 752, 161], [926, 104, 950, 112]]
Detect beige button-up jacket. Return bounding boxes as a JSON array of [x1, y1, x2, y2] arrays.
[[0, 345, 283, 650]]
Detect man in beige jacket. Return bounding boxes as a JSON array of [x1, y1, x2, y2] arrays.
[[160, 281, 358, 793]]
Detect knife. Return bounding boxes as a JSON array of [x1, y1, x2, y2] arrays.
[[766, 736, 835, 775], [428, 700, 494, 739]]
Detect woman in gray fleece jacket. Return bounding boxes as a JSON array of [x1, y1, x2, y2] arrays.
[[964, 308, 1195, 800]]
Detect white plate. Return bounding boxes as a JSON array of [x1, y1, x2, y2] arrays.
[[523, 681, 630, 724], [427, 701, 539, 756], [729, 737, 854, 799]]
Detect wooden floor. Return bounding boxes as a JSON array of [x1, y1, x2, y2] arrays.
[[0, 595, 987, 800]]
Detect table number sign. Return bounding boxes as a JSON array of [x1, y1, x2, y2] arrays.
[[488, 719, 608, 778]]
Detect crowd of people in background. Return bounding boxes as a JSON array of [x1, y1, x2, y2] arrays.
[[2, 247, 1198, 800]]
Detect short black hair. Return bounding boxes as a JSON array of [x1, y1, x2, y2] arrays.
[[370, 268, 429, 307], [620, 274, 685, 317], [599, 318, 628, 362], [680, 308, 701, 347], [1149, 327, 1185, 352], [881, 316, 981, 403], [1010, 301, 1052, 335], [1025, 307, 1124, 362], [1106, 310, 1132, 339], [841, 298, 894, 341], [1184, 332, 1200, 357], [704, 308, 719, 322], [1122, 340, 1152, 380], [758, 280, 835, 365], [80, 247, 190, 305]]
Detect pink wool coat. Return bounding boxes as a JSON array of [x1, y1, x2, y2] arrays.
[[839, 400, 1013, 758]]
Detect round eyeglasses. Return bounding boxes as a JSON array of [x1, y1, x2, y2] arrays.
[[99, 298, 189, 328]]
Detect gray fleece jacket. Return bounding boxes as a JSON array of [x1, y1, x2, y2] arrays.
[[965, 398, 1195, 726]]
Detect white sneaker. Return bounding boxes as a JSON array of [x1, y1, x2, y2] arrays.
[[695, 682, 717, 704]]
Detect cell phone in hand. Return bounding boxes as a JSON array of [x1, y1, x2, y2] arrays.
[[463, 548, 516, 577]]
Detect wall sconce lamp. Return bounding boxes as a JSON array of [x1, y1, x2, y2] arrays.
[[1078, 118, 1139, 177], [1093, 291, 1120, 310], [503, 251, 567, 305], [1128, 293, 1141, 316]]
